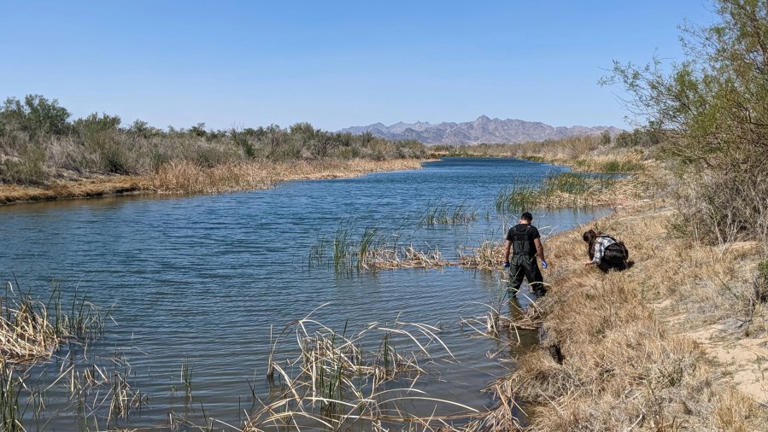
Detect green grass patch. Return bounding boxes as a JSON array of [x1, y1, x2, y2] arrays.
[[495, 172, 616, 214]]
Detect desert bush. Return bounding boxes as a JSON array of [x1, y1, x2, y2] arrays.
[[0, 97, 427, 185], [614, 128, 661, 148], [608, 0, 768, 244], [0, 144, 46, 184], [0, 95, 71, 137]]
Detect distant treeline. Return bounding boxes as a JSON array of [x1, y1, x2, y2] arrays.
[[431, 128, 661, 159], [0, 95, 426, 185]]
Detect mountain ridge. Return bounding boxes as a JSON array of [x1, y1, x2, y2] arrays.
[[339, 116, 622, 145]]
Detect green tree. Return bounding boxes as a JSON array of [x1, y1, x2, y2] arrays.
[[0, 95, 71, 136], [600, 130, 611, 145], [607, 0, 768, 242]]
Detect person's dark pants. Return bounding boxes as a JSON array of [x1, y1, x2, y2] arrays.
[[597, 244, 628, 273], [508, 254, 544, 294]]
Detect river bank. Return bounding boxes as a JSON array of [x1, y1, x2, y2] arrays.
[[0, 158, 427, 205], [4, 149, 765, 430], [4, 156, 600, 430], [478, 154, 768, 430]]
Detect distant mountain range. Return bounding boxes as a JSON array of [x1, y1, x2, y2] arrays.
[[339, 116, 623, 145]]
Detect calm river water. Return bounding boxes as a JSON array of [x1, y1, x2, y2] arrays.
[[0, 158, 609, 430]]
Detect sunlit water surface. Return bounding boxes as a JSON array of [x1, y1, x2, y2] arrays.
[[0, 158, 610, 429]]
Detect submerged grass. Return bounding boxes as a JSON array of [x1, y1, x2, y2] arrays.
[[0, 366, 22, 432], [0, 279, 150, 430]]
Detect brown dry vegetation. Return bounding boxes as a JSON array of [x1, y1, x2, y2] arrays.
[[469, 160, 768, 430], [0, 297, 58, 366], [0, 158, 426, 205]]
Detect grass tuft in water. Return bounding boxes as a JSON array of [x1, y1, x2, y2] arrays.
[[0, 366, 22, 432], [420, 202, 477, 227], [0, 278, 148, 430], [495, 171, 617, 214], [252, 305, 479, 430], [310, 225, 450, 276]]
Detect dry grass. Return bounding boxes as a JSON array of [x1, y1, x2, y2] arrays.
[[459, 241, 505, 271], [0, 176, 145, 205], [468, 201, 768, 431], [0, 285, 58, 366], [0, 158, 427, 205], [444, 138, 768, 429], [1, 282, 144, 431]]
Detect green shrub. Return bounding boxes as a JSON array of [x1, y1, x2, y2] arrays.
[[758, 260, 768, 283], [600, 160, 643, 173], [608, 0, 768, 243], [0, 94, 429, 184], [0, 95, 70, 136]]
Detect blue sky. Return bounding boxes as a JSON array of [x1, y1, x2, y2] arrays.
[[0, 1, 718, 131]]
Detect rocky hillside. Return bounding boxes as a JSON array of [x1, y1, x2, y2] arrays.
[[340, 116, 622, 145]]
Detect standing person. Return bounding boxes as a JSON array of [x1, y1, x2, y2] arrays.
[[582, 229, 630, 272], [504, 212, 548, 295]]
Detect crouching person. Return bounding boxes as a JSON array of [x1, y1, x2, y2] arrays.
[[582, 229, 630, 272]]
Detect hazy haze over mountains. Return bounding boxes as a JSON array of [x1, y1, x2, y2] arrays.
[[339, 116, 623, 145]]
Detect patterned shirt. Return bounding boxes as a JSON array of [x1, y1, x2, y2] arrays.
[[592, 236, 617, 264]]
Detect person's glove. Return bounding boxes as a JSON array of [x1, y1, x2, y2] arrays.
[[541, 260, 548, 269], [503, 261, 510, 268]]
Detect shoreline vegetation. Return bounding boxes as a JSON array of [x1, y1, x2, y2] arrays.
[[466, 1, 768, 427], [0, 158, 427, 205], [4, 1, 768, 428], [0, 95, 429, 205], [6, 136, 767, 430], [4, 138, 768, 430]]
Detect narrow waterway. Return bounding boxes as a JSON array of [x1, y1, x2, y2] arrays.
[[0, 158, 609, 429]]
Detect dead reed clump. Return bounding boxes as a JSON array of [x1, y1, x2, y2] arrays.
[[0, 281, 145, 430], [459, 241, 505, 271], [1, 282, 59, 365], [362, 245, 450, 271], [310, 227, 453, 275], [251, 307, 479, 431]]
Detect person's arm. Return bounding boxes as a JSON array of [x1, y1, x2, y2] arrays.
[[534, 237, 545, 262], [503, 239, 512, 265]]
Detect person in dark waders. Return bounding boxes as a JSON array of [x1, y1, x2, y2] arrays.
[[503, 212, 548, 296]]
